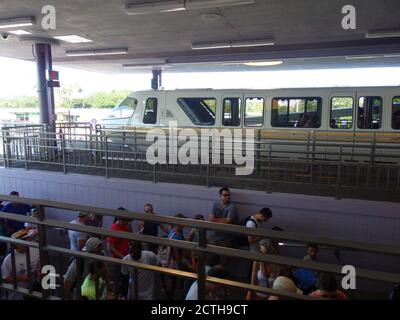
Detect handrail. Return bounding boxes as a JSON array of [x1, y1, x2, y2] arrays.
[[0, 195, 400, 300], [0, 194, 399, 257]]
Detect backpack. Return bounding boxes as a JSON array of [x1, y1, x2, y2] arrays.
[[66, 257, 85, 290], [232, 216, 258, 248]]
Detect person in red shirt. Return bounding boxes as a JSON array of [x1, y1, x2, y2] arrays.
[[107, 219, 130, 258], [107, 208, 132, 298]]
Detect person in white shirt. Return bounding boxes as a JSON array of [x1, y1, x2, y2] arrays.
[[1, 229, 40, 300], [246, 208, 272, 252], [121, 240, 160, 300], [68, 211, 89, 251]]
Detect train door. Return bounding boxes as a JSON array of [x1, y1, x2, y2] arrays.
[[327, 91, 357, 161], [355, 89, 385, 162], [221, 94, 244, 128]]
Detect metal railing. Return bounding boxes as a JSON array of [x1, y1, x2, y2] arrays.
[[1, 124, 400, 201], [0, 194, 399, 300]]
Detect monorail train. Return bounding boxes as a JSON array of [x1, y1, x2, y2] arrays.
[[100, 87, 400, 163], [100, 87, 400, 133]]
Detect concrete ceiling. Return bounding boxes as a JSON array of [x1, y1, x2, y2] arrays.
[[0, 0, 399, 73]]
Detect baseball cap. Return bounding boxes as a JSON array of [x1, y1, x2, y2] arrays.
[[83, 237, 103, 253], [77, 211, 89, 218]]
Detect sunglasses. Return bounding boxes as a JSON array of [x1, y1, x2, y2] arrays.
[[222, 194, 230, 197]]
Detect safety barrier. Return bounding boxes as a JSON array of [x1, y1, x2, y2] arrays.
[[0, 194, 399, 300]]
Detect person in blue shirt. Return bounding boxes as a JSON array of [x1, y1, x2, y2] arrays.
[[1, 191, 31, 236]]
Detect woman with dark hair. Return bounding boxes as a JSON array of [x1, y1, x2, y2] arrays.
[[309, 273, 348, 300], [121, 240, 160, 300]]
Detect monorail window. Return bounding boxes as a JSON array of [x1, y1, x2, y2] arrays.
[[222, 98, 241, 127], [245, 97, 264, 127], [357, 96, 382, 129], [330, 97, 354, 129], [392, 97, 400, 129], [143, 98, 158, 124], [271, 97, 322, 128], [177, 98, 216, 126], [106, 97, 137, 119]]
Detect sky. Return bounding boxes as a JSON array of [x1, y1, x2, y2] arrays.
[[0, 56, 399, 98]]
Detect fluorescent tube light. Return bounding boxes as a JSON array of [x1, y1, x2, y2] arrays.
[[244, 60, 283, 66], [66, 48, 128, 57], [0, 16, 34, 29], [94, 48, 128, 55], [125, 1, 186, 15], [192, 41, 231, 50], [231, 38, 275, 47], [9, 30, 32, 35], [366, 29, 400, 39], [192, 38, 275, 50], [345, 55, 380, 60], [54, 35, 92, 43], [186, 0, 254, 9], [122, 63, 171, 69], [384, 54, 400, 58]]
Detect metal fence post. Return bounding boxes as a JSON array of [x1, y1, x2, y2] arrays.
[[256, 129, 261, 176], [197, 228, 207, 301], [267, 143, 272, 194], [335, 146, 343, 200], [4, 128, 10, 168], [23, 131, 29, 170], [104, 134, 109, 179], [36, 205, 50, 299], [62, 144, 67, 175]]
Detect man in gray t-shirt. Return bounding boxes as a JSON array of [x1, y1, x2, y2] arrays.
[[208, 187, 238, 246], [63, 237, 108, 299]]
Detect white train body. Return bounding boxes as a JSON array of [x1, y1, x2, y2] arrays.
[[100, 87, 400, 163]]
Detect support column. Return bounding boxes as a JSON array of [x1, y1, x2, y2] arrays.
[[34, 43, 55, 129], [151, 68, 162, 90]]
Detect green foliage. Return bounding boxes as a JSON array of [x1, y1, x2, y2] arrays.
[[0, 95, 39, 108], [0, 89, 131, 109], [71, 90, 130, 109]]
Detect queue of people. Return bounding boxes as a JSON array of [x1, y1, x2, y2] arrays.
[[0, 187, 384, 301]]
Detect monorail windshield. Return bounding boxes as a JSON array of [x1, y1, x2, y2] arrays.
[[105, 97, 137, 119]]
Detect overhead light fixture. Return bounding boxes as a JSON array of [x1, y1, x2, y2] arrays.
[[244, 60, 283, 66], [124, 0, 255, 15], [185, 0, 255, 9], [366, 29, 400, 39], [192, 38, 275, 50], [231, 38, 275, 47], [125, 1, 186, 15], [54, 35, 92, 43], [384, 54, 400, 58], [345, 55, 380, 60], [192, 41, 231, 50], [66, 48, 128, 57], [122, 63, 171, 69], [8, 30, 32, 35], [0, 16, 34, 29]]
